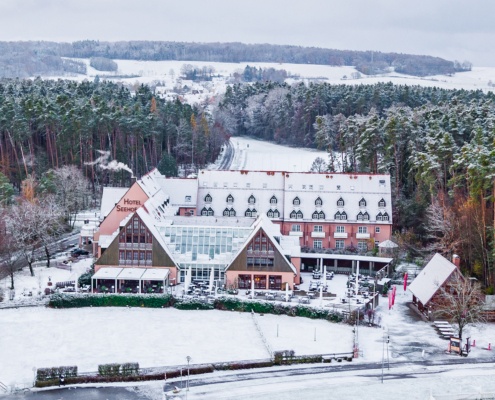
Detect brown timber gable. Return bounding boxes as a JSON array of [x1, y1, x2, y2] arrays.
[[228, 227, 293, 273]]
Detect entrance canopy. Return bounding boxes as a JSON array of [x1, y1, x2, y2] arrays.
[[91, 267, 170, 293]]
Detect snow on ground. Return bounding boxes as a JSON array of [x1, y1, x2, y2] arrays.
[[49, 59, 495, 104], [2, 261, 495, 391], [225, 136, 329, 172]]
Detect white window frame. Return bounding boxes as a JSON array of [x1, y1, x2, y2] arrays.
[[336, 226, 345, 233], [291, 224, 301, 232], [313, 240, 323, 249], [358, 226, 368, 234], [314, 225, 323, 232], [335, 240, 345, 249]]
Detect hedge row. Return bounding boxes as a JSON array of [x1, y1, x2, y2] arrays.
[[35, 365, 215, 388], [97, 362, 139, 377], [48, 294, 344, 323], [49, 293, 175, 308], [36, 366, 78, 381]]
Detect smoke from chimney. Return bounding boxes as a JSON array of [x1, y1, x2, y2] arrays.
[[85, 150, 134, 176]]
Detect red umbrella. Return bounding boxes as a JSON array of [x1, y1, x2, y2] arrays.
[[403, 272, 408, 292]]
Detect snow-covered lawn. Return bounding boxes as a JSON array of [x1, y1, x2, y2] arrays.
[[2, 258, 495, 391]]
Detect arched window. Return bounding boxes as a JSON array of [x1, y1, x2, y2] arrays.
[[290, 210, 297, 219], [207, 208, 214, 216], [229, 209, 236, 217], [293, 197, 300, 206], [248, 195, 256, 204], [201, 207, 208, 216], [312, 211, 319, 219], [223, 208, 230, 216], [315, 197, 323, 206], [296, 210, 303, 219], [270, 196, 277, 205], [226, 194, 234, 204], [337, 197, 344, 207], [245, 209, 252, 217], [251, 208, 257, 217], [378, 198, 386, 208], [204, 194, 212, 203], [267, 210, 274, 218], [359, 198, 367, 207]]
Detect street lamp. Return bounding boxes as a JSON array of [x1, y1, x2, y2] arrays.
[[186, 356, 191, 391], [381, 333, 389, 383]]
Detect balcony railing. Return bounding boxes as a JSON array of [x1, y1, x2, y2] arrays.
[[289, 231, 303, 237], [333, 232, 348, 239], [119, 260, 153, 266], [246, 250, 275, 257], [311, 232, 325, 238], [119, 243, 153, 250], [356, 233, 371, 239]]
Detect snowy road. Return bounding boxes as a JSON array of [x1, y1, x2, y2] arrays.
[[5, 361, 495, 400]]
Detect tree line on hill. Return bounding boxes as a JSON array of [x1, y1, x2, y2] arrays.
[[214, 81, 495, 288], [1, 75, 495, 290], [0, 40, 471, 78]]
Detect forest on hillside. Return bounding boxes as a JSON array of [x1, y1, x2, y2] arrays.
[[1, 77, 495, 289], [215, 81, 495, 287], [0, 79, 224, 190], [0, 40, 471, 78]]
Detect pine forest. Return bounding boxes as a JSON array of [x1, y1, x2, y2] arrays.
[[1, 78, 495, 289]]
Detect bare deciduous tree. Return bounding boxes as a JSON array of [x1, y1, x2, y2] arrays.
[[433, 275, 485, 351]]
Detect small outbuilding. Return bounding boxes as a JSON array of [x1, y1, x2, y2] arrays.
[[408, 253, 462, 319]]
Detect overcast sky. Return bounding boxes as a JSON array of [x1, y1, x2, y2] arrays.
[[1, 0, 493, 66]]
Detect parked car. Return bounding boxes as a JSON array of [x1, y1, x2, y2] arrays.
[[71, 248, 89, 257]]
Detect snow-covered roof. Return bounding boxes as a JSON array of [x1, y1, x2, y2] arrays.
[[117, 268, 147, 280], [154, 176, 198, 207], [378, 239, 398, 248], [408, 253, 457, 305], [100, 187, 128, 218], [141, 268, 170, 281], [92, 267, 124, 280], [99, 232, 119, 249]]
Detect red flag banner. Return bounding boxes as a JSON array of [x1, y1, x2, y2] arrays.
[[403, 273, 408, 292]]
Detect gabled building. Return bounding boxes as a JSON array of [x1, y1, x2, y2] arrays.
[[408, 253, 463, 318], [91, 168, 394, 291]]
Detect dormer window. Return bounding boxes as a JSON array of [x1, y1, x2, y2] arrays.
[[267, 209, 280, 218], [223, 208, 236, 217], [315, 197, 323, 206], [377, 212, 389, 221], [290, 210, 303, 219], [337, 197, 344, 207], [293, 197, 300, 206], [378, 198, 386, 208], [312, 211, 325, 220], [248, 195, 256, 204], [245, 208, 257, 217], [226, 194, 234, 204], [359, 198, 366, 207], [357, 212, 369, 221], [204, 194, 212, 203], [335, 211, 347, 220], [201, 207, 214, 216], [270, 196, 278, 205]]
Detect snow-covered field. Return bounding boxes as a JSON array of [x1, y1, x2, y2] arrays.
[[216, 136, 329, 172], [2, 257, 495, 394], [51, 58, 495, 108]]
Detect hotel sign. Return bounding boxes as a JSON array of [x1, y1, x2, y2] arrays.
[[116, 198, 141, 212]]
